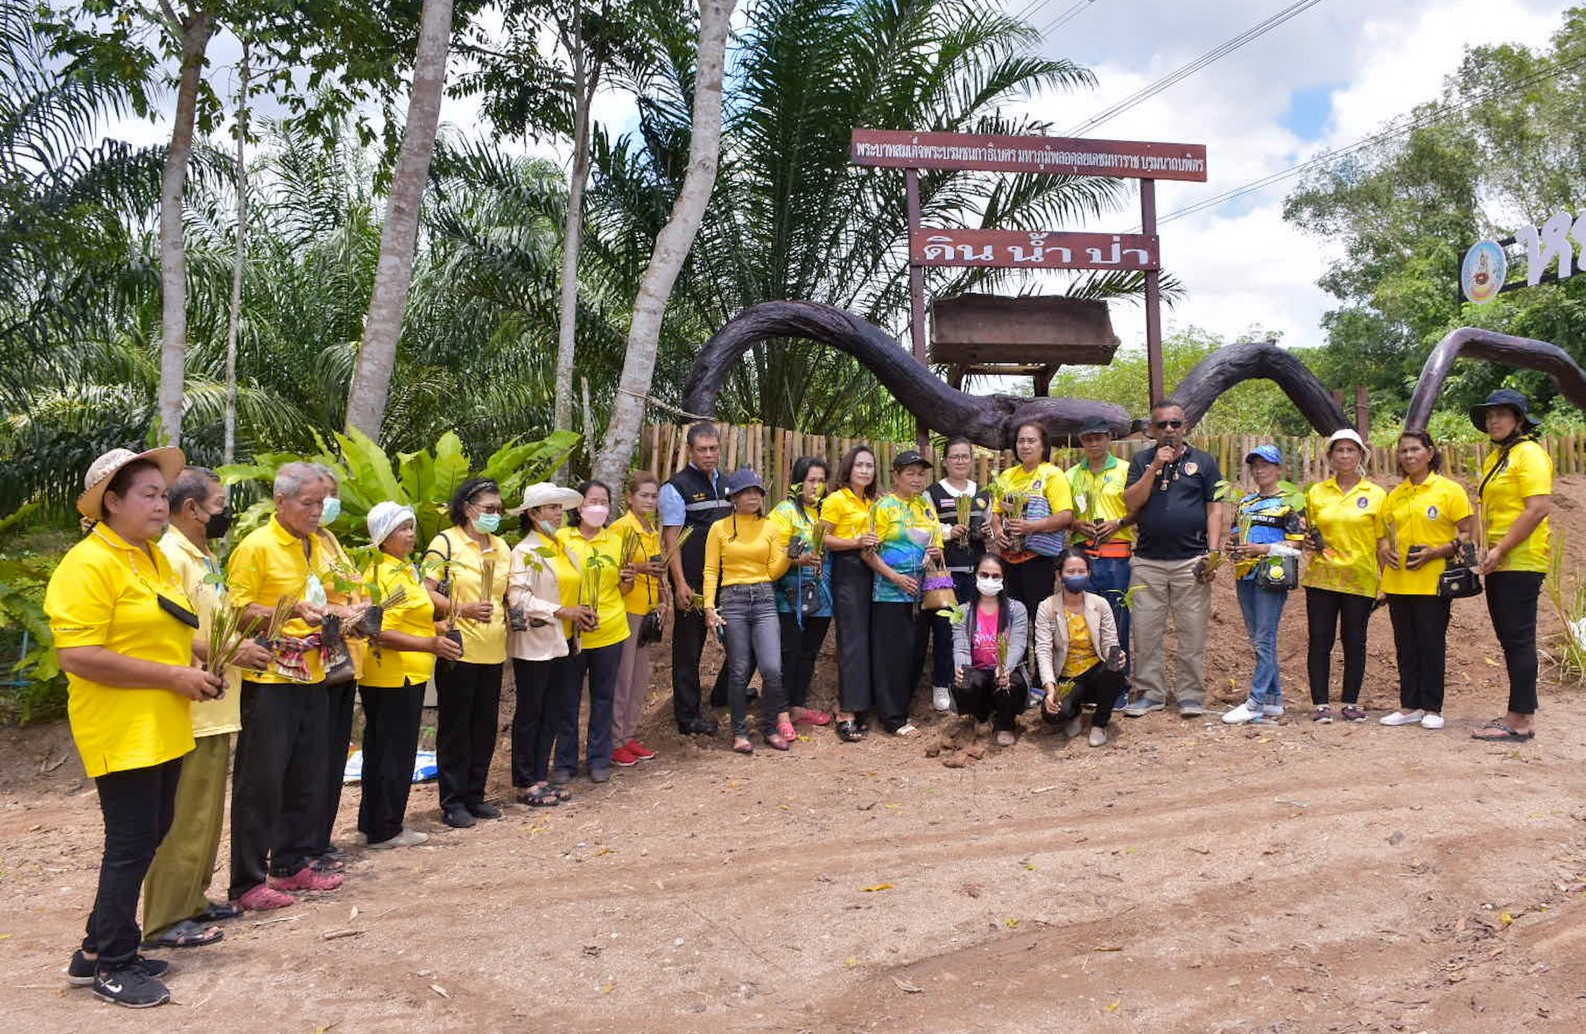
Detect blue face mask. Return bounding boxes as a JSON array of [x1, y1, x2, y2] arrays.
[[1062, 574, 1090, 594], [474, 512, 502, 535], [320, 496, 342, 525]]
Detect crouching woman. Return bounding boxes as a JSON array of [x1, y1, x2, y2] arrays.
[[1034, 548, 1126, 747], [948, 554, 1030, 747]]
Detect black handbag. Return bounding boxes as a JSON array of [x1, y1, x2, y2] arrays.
[[1253, 553, 1299, 591], [1438, 542, 1483, 599], [638, 608, 665, 646]]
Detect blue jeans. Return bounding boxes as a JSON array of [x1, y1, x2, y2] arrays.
[[719, 582, 785, 736], [1087, 555, 1132, 703], [1236, 579, 1288, 706]]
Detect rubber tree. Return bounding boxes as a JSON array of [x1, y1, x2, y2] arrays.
[[593, 0, 735, 489]]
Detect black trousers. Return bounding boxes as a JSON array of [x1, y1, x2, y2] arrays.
[[672, 604, 729, 727], [871, 601, 932, 731], [230, 680, 328, 897], [779, 612, 831, 709], [830, 551, 874, 714], [511, 656, 561, 786], [1486, 570, 1545, 715], [952, 667, 1028, 731], [554, 640, 623, 774], [435, 660, 503, 810], [1387, 594, 1450, 713], [1005, 555, 1056, 625], [315, 679, 357, 853], [1305, 587, 1373, 705], [357, 680, 425, 844], [1042, 662, 1124, 728], [85, 757, 181, 968]]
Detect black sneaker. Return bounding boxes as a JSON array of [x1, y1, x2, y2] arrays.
[[683, 717, 719, 736], [442, 804, 476, 828], [92, 963, 171, 1007], [68, 950, 168, 987], [467, 801, 502, 819]]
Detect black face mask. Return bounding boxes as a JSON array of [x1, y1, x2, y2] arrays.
[[204, 504, 235, 540]]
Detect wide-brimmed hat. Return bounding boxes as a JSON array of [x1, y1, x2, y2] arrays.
[[892, 449, 933, 471], [1469, 388, 1540, 432], [366, 501, 417, 546], [725, 468, 768, 497], [507, 482, 584, 516], [1244, 444, 1283, 466], [77, 446, 186, 519]]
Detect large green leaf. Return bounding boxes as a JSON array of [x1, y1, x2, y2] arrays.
[[484, 430, 582, 501], [334, 428, 402, 516]]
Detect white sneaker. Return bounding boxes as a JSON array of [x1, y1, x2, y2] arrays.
[[1419, 713, 1445, 730], [932, 686, 953, 712], [1088, 727, 1108, 748], [1222, 700, 1261, 725], [1379, 709, 1425, 726], [1261, 703, 1284, 717]]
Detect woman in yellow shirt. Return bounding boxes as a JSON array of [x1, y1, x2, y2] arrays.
[[610, 473, 665, 767], [359, 503, 461, 849], [819, 445, 880, 742], [1033, 549, 1125, 748], [1376, 432, 1473, 731], [554, 481, 635, 783], [989, 421, 1075, 619], [705, 469, 793, 753], [1470, 389, 1553, 742], [45, 447, 223, 1008], [424, 477, 512, 829]]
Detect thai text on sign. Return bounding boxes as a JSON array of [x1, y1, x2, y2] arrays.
[[851, 129, 1209, 182], [911, 230, 1159, 271]]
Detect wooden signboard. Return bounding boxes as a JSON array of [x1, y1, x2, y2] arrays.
[[852, 129, 1208, 182], [910, 229, 1160, 271]]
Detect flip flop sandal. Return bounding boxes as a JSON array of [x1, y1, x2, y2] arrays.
[[199, 901, 244, 922], [146, 918, 224, 949], [519, 786, 560, 808], [836, 720, 865, 743], [1471, 719, 1535, 743], [732, 738, 755, 754]]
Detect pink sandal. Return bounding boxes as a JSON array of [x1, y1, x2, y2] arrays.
[[793, 706, 832, 726], [777, 720, 797, 742]]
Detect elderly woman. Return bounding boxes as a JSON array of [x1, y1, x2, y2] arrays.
[[1470, 389, 1554, 743], [46, 447, 224, 1008], [507, 483, 592, 806], [424, 478, 511, 829], [359, 503, 461, 849]]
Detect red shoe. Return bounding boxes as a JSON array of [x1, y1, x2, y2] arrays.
[[625, 738, 657, 761], [238, 884, 295, 911], [270, 865, 343, 892], [611, 744, 639, 768], [793, 706, 833, 726]]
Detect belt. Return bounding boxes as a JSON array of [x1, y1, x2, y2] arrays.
[[1085, 541, 1133, 559]]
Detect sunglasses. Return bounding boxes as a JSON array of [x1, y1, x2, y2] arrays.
[[1154, 419, 1184, 429]]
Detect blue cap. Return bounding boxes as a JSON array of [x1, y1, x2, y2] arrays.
[[1245, 444, 1283, 466], [724, 467, 767, 497]]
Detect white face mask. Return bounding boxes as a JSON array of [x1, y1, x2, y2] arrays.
[[976, 576, 1004, 597]]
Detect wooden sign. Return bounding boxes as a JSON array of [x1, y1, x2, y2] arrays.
[[852, 129, 1208, 182], [911, 229, 1159, 270]]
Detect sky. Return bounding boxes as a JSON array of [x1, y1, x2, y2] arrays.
[[103, 0, 1574, 357]]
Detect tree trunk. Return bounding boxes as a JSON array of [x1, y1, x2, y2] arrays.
[[553, 4, 591, 433], [155, 5, 214, 447], [343, 0, 454, 439], [222, 38, 249, 464], [593, 0, 735, 489]]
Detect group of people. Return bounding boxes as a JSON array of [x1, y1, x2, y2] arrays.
[[44, 388, 1553, 1008]]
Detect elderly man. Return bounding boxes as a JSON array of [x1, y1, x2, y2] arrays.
[[226, 462, 344, 911]]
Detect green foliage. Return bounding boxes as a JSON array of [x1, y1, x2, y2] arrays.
[[0, 552, 67, 722]]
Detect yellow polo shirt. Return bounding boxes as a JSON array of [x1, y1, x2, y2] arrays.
[[557, 527, 631, 651], [1301, 477, 1387, 598], [425, 527, 510, 666], [992, 462, 1074, 516], [158, 528, 243, 736], [1066, 456, 1136, 545], [611, 510, 663, 616], [228, 515, 327, 683], [361, 553, 438, 688], [46, 525, 196, 778], [819, 487, 875, 540], [1479, 439, 1552, 574], [1379, 473, 1472, 597]]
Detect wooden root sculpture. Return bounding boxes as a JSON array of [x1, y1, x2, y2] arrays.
[[681, 301, 1130, 449], [1405, 328, 1586, 432], [1171, 340, 1351, 434]]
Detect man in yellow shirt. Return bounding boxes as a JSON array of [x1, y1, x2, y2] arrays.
[[143, 468, 270, 945], [226, 461, 344, 911]]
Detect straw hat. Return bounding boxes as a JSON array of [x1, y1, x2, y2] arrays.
[[507, 482, 585, 516], [77, 446, 186, 519]]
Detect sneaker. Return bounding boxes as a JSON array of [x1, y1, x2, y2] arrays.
[[1177, 701, 1206, 718], [237, 883, 295, 912], [611, 744, 639, 768], [625, 738, 657, 760], [1261, 703, 1285, 717], [443, 804, 476, 828], [68, 950, 168, 988], [1313, 705, 1334, 724], [1341, 705, 1368, 723], [1380, 709, 1425, 727], [932, 685, 953, 712], [1088, 727, 1108, 748], [548, 768, 575, 786], [590, 768, 612, 784], [1420, 712, 1445, 730], [1222, 700, 1261, 725], [270, 865, 343, 893], [1122, 698, 1165, 717], [467, 801, 502, 819], [92, 964, 170, 1008], [368, 828, 429, 850]]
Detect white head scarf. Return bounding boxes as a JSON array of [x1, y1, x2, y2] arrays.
[[367, 501, 416, 547]]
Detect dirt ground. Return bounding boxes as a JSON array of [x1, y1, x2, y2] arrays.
[[7, 479, 1586, 1033]]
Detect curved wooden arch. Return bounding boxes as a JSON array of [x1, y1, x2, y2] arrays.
[[1170, 341, 1351, 434], [1405, 327, 1586, 431]]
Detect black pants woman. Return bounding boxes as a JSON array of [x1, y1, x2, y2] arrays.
[[830, 550, 874, 721], [512, 656, 564, 798], [435, 660, 505, 815], [357, 681, 425, 844]]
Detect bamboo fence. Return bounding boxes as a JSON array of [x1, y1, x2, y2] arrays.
[[639, 423, 1586, 494]]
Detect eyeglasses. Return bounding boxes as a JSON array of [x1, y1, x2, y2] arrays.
[[1154, 419, 1184, 429]]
